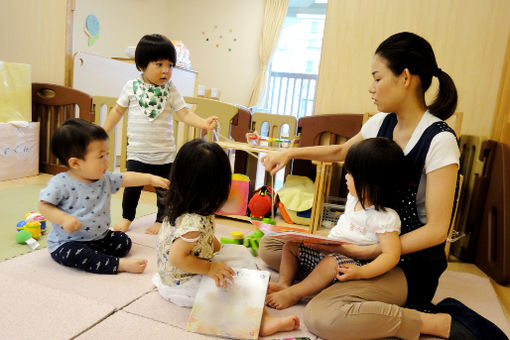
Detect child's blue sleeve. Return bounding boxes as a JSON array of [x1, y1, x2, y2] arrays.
[[39, 176, 64, 206], [105, 171, 123, 194]]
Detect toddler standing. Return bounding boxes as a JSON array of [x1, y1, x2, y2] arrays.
[[103, 33, 218, 235], [39, 118, 169, 274]]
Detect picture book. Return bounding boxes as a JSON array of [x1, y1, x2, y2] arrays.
[[250, 219, 311, 233], [252, 221, 346, 245], [186, 268, 270, 339]]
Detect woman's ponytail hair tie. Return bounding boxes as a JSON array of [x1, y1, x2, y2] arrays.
[[434, 67, 442, 77]]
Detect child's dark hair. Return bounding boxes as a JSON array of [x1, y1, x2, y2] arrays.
[[344, 137, 406, 211], [375, 32, 457, 120], [135, 34, 176, 71], [164, 139, 232, 225], [50, 118, 108, 167]]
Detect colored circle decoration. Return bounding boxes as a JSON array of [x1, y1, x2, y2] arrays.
[[202, 26, 238, 52], [86, 14, 100, 37]]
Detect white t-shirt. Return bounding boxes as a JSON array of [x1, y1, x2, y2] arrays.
[[328, 193, 401, 245], [117, 77, 187, 164], [361, 111, 460, 223]]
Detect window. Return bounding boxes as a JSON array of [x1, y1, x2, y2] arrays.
[[252, 1, 327, 190], [261, 0, 327, 119], [310, 21, 318, 34], [306, 60, 313, 73]]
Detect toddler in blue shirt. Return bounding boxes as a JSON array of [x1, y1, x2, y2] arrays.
[[39, 118, 169, 274]]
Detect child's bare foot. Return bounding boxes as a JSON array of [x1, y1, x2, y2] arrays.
[[266, 287, 302, 309], [118, 258, 147, 273], [259, 314, 300, 336], [112, 218, 131, 232], [145, 222, 162, 234], [267, 281, 289, 294]]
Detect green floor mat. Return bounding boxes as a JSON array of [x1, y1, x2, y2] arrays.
[[0, 183, 157, 262]]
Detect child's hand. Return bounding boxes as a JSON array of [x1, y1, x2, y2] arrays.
[[150, 175, 170, 189], [204, 116, 219, 131], [62, 215, 82, 234], [336, 263, 362, 282], [207, 261, 236, 288]]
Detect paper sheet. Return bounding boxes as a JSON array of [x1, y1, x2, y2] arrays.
[[186, 268, 269, 339]]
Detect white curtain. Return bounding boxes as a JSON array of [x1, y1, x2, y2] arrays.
[[247, 0, 289, 107]]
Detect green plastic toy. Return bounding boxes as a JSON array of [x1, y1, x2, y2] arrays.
[[220, 230, 244, 245], [243, 228, 265, 256], [262, 217, 276, 225], [220, 229, 265, 256], [15, 229, 39, 249]]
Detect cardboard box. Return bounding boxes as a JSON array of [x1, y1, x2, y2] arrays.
[[0, 122, 39, 181]]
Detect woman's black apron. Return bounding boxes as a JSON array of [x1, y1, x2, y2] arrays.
[[377, 113, 456, 311]]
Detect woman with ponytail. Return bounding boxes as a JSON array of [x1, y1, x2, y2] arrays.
[[259, 32, 507, 339]]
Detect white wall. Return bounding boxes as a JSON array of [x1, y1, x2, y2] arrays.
[[315, 0, 510, 137], [0, 0, 67, 84], [164, 0, 263, 106], [73, 0, 263, 106], [73, 0, 170, 58]]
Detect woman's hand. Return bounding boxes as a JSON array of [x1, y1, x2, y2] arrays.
[[207, 261, 236, 288], [261, 150, 291, 176], [204, 116, 219, 130]]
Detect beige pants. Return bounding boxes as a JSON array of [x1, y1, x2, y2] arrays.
[[259, 236, 422, 340]]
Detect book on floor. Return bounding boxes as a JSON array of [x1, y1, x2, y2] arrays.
[[186, 268, 270, 339]]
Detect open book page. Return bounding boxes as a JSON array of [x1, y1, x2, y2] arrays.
[[253, 221, 346, 245], [186, 268, 270, 339], [250, 220, 312, 233]]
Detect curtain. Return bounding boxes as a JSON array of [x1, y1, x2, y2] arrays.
[[247, 0, 289, 108], [491, 32, 510, 146]]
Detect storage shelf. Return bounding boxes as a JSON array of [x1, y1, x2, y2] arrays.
[[216, 141, 335, 234], [216, 213, 312, 233]]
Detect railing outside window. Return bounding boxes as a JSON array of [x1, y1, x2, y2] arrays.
[[265, 71, 317, 118]]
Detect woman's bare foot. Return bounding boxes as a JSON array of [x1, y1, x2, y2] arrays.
[[266, 287, 302, 309], [118, 258, 147, 273], [259, 313, 300, 336], [145, 222, 162, 234], [112, 218, 131, 232], [267, 281, 289, 294]]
